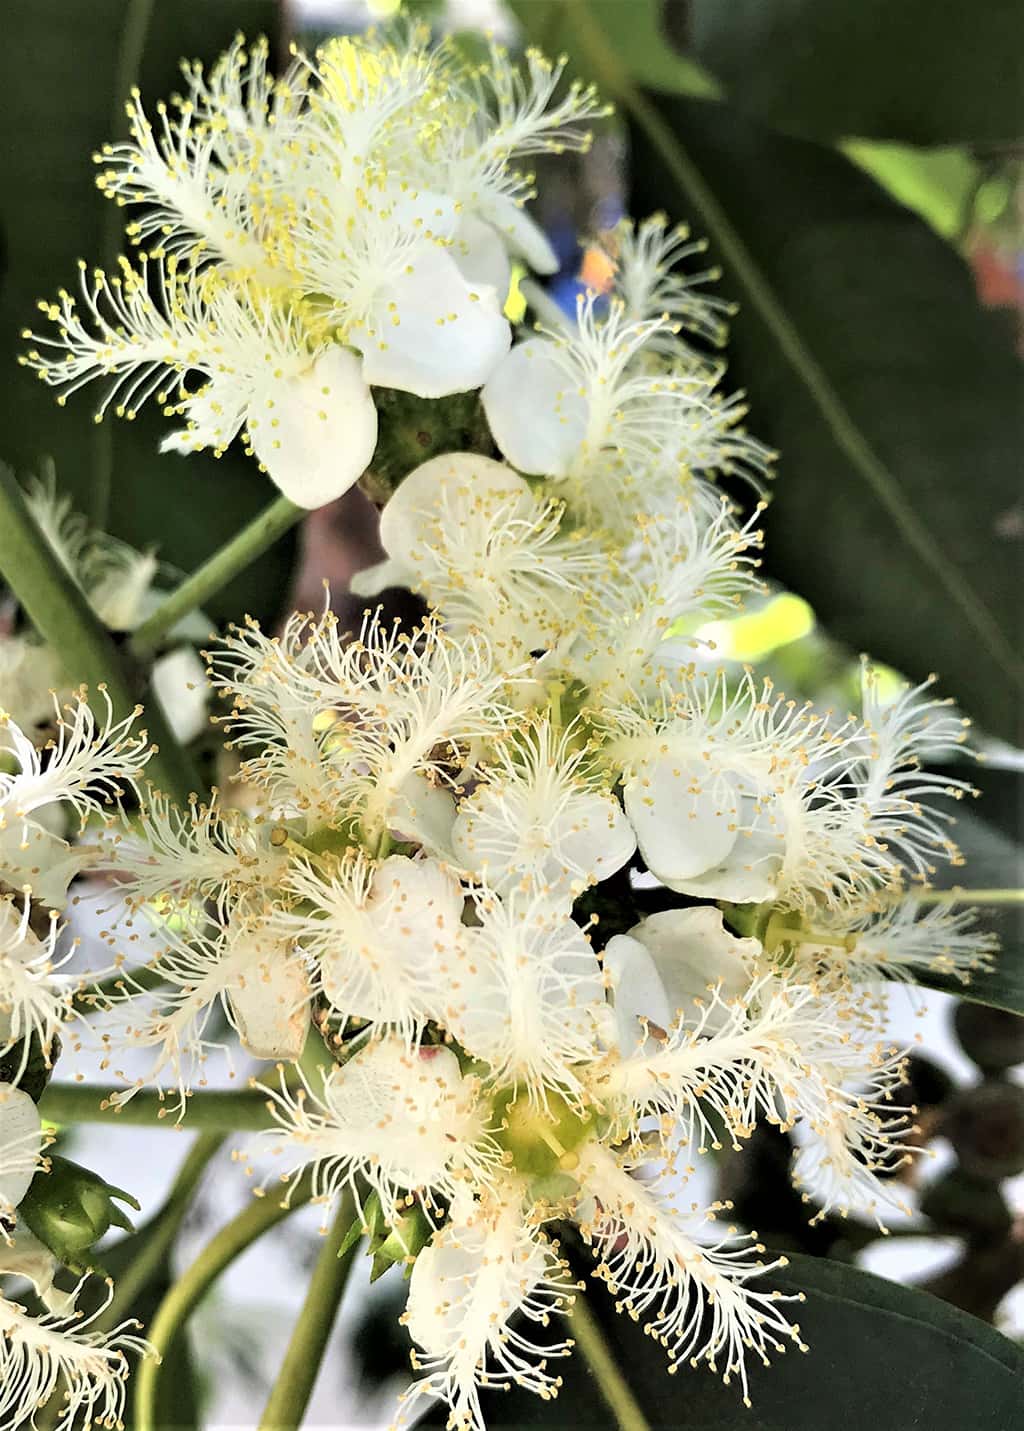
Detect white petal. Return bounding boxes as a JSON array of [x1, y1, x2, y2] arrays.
[[623, 756, 740, 883], [349, 556, 409, 598], [247, 346, 378, 508], [151, 646, 208, 746], [353, 247, 510, 398], [661, 826, 784, 904], [390, 771, 458, 861], [228, 938, 311, 1062], [481, 338, 586, 476], [627, 906, 759, 1025], [379, 452, 528, 567], [0, 1082, 44, 1213], [601, 933, 673, 1056], [452, 214, 512, 295], [321, 1036, 477, 1195], [403, 1191, 569, 1428], [479, 193, 559, 275]]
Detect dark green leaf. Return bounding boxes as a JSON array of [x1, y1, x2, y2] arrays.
[[686, 0, 1023, 145], [0, 0, 294, 630], [434, 1250, 1024, 1429], [914, 766, 1024, 1013], [627, 96, 1024, 742]]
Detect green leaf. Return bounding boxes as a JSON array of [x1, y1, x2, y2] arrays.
[[0, 0, 294, 631], [435, 1250, 1024, 1428], [510, 0, 722, 98], [914, 765, 1024, 1014], [625, 94, 1024, 742], [685, 0, 1023, 145]]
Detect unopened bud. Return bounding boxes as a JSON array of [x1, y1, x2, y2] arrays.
[[18, 1155, 140, 1268]]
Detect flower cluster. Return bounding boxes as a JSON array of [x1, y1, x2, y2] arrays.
[[3, 23, 999, 1431], [0, 698, 152, 1430], [21, 28, 606, 507]]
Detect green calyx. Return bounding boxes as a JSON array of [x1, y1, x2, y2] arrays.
[[338, 1190, 434, 1281], [492, 1088, 597, 1180], [359, 388, 494, 504], [19, 1154, 140, 1270]]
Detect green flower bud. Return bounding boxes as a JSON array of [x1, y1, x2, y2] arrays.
[[18, 1154, 140, 1269], [360, 389, 493, 505]]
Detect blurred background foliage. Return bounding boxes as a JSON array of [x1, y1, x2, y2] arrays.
[[0, 1, 1021, 1426]]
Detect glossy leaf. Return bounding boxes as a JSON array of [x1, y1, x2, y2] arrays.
[[687, 0, 1023, 145], [432, 1249, 1024, 1429], [627, 95, 1024, 742], [0, 0, 294, 630]]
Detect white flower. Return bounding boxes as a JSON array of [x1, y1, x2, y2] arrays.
[[96, 907, 313, 1104], [444, 885, 607, 1106], [0, 901, 73, 1079], [603, 905, 760, 1051], [0, 1278, 150, 1431], [0, 1082, 47, 1232], [482, 294, 772, 534], [253, 1035, 494, 1225], [401, 1187, 576, 1430], [27, 31, 605, 507], [209, 608, 514, 844], [22, 261, 379, 508], [0, 697, 150, 907], [575, 1143, 801, 1405], [254, 944, 909, 1427], [273, 851, 464, 1039], [352, 453, 607, 659], [558, 501, 765, 700], [450, 716, 635, 900]]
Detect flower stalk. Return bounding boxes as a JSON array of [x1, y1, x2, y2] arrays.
[[0, 462, 200, 803], [134, 1176, 314, 1431], [128, 493, 305, 660], [38, 1083, 275, 1131], [256, 1194, 359, 1431]]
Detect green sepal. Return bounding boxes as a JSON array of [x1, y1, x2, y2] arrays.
[[19, 1154, 141, 1270], [368, 1203, 433, 1282], [719, 900, 772, 941]]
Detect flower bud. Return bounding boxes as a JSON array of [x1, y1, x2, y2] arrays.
[[953, 1002, 1024, 1074], [18, 1155, 139, 1268], [944, 1080, 1024, 1181], [359, 389, 492, 505]]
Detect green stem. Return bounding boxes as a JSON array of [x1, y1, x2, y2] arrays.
[[38, 1083, 275, 1131], [566, 0, 1023, 689], [0, 464, 200, 804], [257, 1196, 358, 1431], [100, 1132, 225, 1320], [35, 1131, 223, 1431], [135, 1177, 314, 1431], [129, 493, 304, 659], [569, 1291, 651, 1431], [913, 887, 1024, 907]]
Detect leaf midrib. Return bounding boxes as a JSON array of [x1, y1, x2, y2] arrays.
[[566, 0, 1024, 693]]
